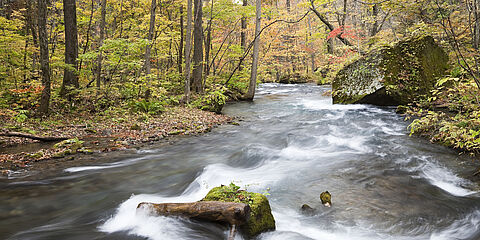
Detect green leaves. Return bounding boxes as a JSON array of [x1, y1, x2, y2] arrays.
[[130, 99, 166, 115]]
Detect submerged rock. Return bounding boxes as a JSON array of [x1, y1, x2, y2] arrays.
[[202, 184, 276, 237], [300, 204, 316, 215], [332, 35, 449, 105], [320, 191, 332, 207]]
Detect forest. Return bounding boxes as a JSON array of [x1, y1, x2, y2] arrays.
[[2, 0, 480, 239], [0, 0, 479, 170]]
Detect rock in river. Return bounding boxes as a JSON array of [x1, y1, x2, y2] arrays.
[[202, 184, 276, 238], [332, 35, 449, 105]]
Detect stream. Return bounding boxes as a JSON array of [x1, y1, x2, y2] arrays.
[[1, 83, 480, 240]]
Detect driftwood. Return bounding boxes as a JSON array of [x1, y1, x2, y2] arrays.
[[0, 131, 68, 142], [137, 201, 251, 226]]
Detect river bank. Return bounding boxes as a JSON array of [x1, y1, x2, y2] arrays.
[[2, 83, 479, 240], [0, 106, 234, 176]]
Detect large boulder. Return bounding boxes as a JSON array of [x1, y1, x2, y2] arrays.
[[202, 184, 275, 238], [332, 35, 449, 105]]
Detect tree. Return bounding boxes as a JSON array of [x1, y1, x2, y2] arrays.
[[179, 5, 183, 74], [145, 0, 156, 75], [473, 0, 480, 49], [309, 0, 354, 49], [96, 0, 107, 89], [60, 0, 79, 97], [184, 0, 193, 101], [192, 0, 203, 93], [245, 0, 261, 100], [239, 0, 247, 71], [38, 0, 50, 115]]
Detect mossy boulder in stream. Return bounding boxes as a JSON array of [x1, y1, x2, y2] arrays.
[[202, 183, 275, 238], [332, 35, 449, 105]]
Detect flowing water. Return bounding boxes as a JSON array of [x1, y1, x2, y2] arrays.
[[2, 83, 480, 240]]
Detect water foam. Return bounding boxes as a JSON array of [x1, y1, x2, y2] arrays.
[[99, 163, 289, 239], [431, 210, 480, 240], [420, 161, 477, 197], [65, 156, 151, 173], [400, 156, 477, 197], [301, 99, 368, 111]]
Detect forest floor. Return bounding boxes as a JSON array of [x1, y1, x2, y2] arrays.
[[0, 107, 234, 176]]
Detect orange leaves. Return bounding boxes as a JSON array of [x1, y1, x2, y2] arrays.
[[9, 86, 44, 94], [327, 25, 364, 41]]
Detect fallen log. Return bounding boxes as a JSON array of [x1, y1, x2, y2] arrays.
[[137, 201, 251, 226], [0, 131, 68, 142]]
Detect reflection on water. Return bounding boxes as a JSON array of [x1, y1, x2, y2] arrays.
[[1, 83, 480, 240]]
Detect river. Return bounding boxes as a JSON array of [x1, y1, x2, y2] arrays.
[[1, 83, 480, 240]]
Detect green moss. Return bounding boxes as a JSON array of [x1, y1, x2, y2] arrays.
[[202, 184, 276, 237], [333, 35, 449, 105]]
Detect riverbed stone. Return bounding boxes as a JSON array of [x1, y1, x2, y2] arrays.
[[332, 35, 449, 105], [202, 185, 276, 238]]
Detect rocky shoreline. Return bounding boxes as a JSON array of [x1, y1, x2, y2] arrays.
[[0, 106, 234, 177]]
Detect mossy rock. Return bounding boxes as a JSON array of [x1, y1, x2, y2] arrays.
[[53, 138, 84, 149], [202, 184, 276, 238], [332, 35, 449, 105]]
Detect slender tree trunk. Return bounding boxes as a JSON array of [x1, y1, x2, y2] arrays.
[[179, 6, 184, 73], [245, 0, 261, 100], [307, 15, 315, 72], [286, 0, 290, 12], [369, 4, 379, 37], [204, 0, 214, 80], [239, 0, 247, 71], [61, 0, 79, 97], [119, 0, 124, 38], [26, 0, 38, 75], [97, 0, 106, 89], [326, 26, 333, 54], [184, 0, 193, 101], [78, 0, 94, 74], [23, 26, 29, 82], [192, 0, 203, 93], [474, 0, 480, 49], [145, 0, 157, 75], [38, 0, 51, 115]]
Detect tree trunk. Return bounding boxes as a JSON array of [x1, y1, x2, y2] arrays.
[[137, 201, 251, 226], [307, 15, 315, 72], [119, 0, 124, 38], [0, 131, 68, 142], [78, 0, 94, 73], [26, 0, 38, 76], [60, 0, 79, 97], [179, 6, 184, 73], [474, 0, 480, 49], [38, 0, 50, 115], [245, 0, 261, 100], [369, 4, 379, 37], [184, 0, 193, 101], [286, 0, 290, 12], [326, 26, 333, 54], [239, 0, 247, 71], [97, 0, 106, 89], [145, 0, 157, 75], [341, 0, 347, 27], [192, 0, 203, 93], [204, 0, 214, 79]]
